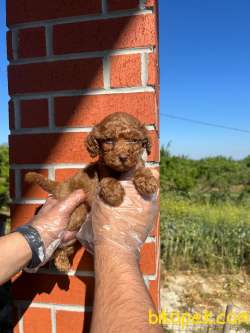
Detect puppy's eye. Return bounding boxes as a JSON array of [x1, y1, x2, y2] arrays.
[[104, 140, 114, 145], [127, 139, 139, 144], [101, 139, 115, 147]]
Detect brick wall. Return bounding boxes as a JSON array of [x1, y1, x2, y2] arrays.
[[7, 0, 160, 332]]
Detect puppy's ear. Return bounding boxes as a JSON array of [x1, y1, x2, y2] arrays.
[[85, 129, 99, 158]]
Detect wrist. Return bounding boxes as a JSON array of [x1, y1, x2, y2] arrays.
[[14, 225, 46, 270], [94, 241, 142, 296], [95, 241, 139, 264], [12, 232, 32, 261]]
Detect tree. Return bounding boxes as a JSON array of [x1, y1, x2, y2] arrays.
[[0, 145, 9, 209]]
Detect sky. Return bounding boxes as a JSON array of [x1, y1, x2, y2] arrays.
[[0, 0, 250, 159], [159, 0, 250, 159]]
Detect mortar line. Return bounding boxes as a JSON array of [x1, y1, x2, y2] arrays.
[[103, 54, 110, 89], [18, 308, 24, 333], [11, 124, 155, 135], [53, 305, 93, 312], [13, 98, 21, 129], [141, 53, 147, 87], [10, 162, 159, 170], [15, 301, 93, 312], [35, 268, 95, 277], [48, 96, 55, 129], [145, 236, 156, 243], [144, 274, 157, 281], [12, 199, 46, 204], [139, 0, 147, 10], [143, 276, 150, 288], [11, 29, 19, 60], [101, 0, 108, 14], [11, 86, 155, 99], [45, 26, 53, 56], [10, 163, 88, 169], [48, 167, 55, 181], [51, 305, 56, 333], [14, 169, 21, 199], [10, 47, 153, 65], [11, 127, 92, 135], [143, 52, 149, 86], [8, 9, 153, 29], [145, 162, 159, 167]]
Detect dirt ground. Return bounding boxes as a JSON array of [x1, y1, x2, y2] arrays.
[[160, 269, 250, 314]]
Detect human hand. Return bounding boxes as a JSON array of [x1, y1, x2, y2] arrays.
[[29, 189, 85, 261], [77, 172, 159, 256]]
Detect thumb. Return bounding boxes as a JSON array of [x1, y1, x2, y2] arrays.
[[57, 189, 86, 215]]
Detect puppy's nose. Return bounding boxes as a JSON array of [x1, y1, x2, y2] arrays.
[[119, 154, 128, 162]]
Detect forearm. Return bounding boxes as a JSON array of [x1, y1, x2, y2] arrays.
[[90, 244, 163, 333], [0, 232, 32, 285]]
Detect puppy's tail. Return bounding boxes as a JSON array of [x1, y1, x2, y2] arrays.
[[25, 172, 58, 196]]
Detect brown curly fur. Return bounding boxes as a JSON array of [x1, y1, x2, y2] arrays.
[[25, 112, 158, 272]]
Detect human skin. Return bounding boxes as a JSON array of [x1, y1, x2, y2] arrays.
[[0, 232, 32, 285], [79, 175, 163, 333], [0, 189, 85, 285], [0, 179, 163, 332], [91, 243, 164, 333]]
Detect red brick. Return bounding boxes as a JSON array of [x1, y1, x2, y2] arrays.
[[148, 52, 158, 86], [140, 242, 156, 275], [7, 31, 13, 60], [9, 133, 89, 164], [56, 311, 92, 333], [21, 169, 49, 199], [54, 93, 157, 127], [107, 0, 139, 11], [8, 58, 103, 94], [9, 132, 158, 164], [18, 27, 46, 58], [149, 278, 160, 309], [55, 168, 81, 182], [20, 99, 49, 128], [10, 204, 41, 229], [110, 54, 141, 88], [9, 169, 15, 198], [9, 100, 15, 129], [53, 15, 156, 54], [23, 308, 52, 333], [7, 0, 102, 26], [12, 273, 94, 305]]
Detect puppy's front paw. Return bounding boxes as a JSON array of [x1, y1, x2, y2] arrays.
[[133, 168, 158, 195], [99, 178, 125, 206]]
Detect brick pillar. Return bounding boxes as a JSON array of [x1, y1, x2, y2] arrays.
[[7, 0, 160, 332]]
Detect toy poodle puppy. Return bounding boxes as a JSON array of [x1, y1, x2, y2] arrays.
[[25, 112, 158, 272]]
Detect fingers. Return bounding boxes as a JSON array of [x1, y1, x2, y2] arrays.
[[57, 189, 86, 215], [37, 196, 58, 215]]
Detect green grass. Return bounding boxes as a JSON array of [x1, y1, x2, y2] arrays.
[[160, 193, 250, 272]]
